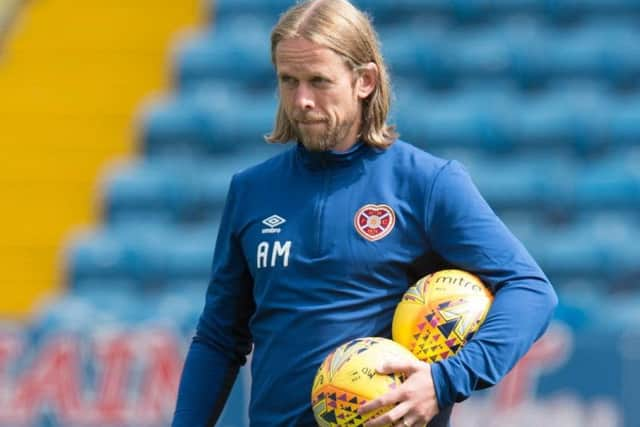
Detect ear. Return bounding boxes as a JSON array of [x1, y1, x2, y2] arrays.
[[355, 62, 378, 100]]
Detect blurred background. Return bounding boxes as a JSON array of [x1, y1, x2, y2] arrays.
[[0, 0, 638, 426]]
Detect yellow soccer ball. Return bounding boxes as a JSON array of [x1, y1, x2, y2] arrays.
[[311, 337, 417, 427], [392, 269, 493, 363]]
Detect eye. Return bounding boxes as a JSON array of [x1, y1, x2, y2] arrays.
[[279, 75, 297, 86], [311, 76, 331, 87]]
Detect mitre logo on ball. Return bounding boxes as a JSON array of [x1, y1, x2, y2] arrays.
[[392, 269, 494, 363]]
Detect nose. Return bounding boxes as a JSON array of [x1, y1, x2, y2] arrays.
[[294, 83, 315, 111]]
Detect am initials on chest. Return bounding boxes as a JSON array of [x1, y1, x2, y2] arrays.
[[257, 240, 291, 269]]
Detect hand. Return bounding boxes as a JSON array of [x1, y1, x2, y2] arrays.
[[358, 358, 439, 427]]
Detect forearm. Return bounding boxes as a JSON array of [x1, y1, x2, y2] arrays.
[[172, 339, 241, 427], [430, 277, 557, 407]]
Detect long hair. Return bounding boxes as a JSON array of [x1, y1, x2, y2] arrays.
[[265, 0, 398, 149]]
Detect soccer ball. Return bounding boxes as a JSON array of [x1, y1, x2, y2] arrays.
[[311, 337, 417, 427], [392, 269, 493, 363]]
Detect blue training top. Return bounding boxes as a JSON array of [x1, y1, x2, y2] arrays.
[[172, 140, 558, 427]]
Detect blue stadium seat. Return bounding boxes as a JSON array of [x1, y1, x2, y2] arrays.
[[449, 27, 514, 83], [522, 216, 640, 283], [549, 20, 640, 87], [65, 224, 222, 290], [610, 96, 640, 146], [210, 0, 293, 21], [65, 226, 147, 289], [544, 0, 640, 20], [527, 225, 609, 280], [501, 25, 551, 89], [465, 151, 640, 216], [552, 287, 640, 333], [573, 155, 640, 209], [464, 155, 570, 211], [381, 20, 640, 89], [100, 160, 197, 224], [549, 24, 605, 80], [511, 93, 571, 150], [65, 229, 133, 286], [208, 0, 640, 24], [396, 85, 518, 152], [514, 84, 612, 154], [163, 226, 218, 282], [100, 155, 272, 224], [396, 83, 623, 157], [210, 0, 464, 25], [175, 18, 640, 91], [380, 25, 456, 88], [28, 288, 207, 344], [138, 91, 235, 157], [139, 87, 278, 157], [29, 294, 109, 338], [173, 21, 273, 91]]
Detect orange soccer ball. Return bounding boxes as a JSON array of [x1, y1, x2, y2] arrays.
[[392, 269, 493, 363], [311, 337, 417, 427]]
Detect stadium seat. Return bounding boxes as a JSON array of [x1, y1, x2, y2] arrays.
[[449, 26, 514, 84], [174, 17, 640, 91], [138, 92, 234, 157], [65, 229, 133, 286], [514, 85, 610, 155], [527, 226, 608, 280], [573, 156, 640, 209], [172, 21, 273, 91], [139, 87, 278, 157], [210, 0, 293, 21], [463, 155, 570, 211], [100, 155, 271, 224], [380, 25, 457, 88], [549, 24, 605, 80], [552, 286, 640, 332], [610, 96, 640, 146], [397, 82, 627, 158], [100, 160, 198, 224], [550, 20, 640, 88], [207, 0, 640, 24], [544, 0, 640, 20], [65, 225, 168, 288], [163, 226, 218, 282], [29, 287, 207, 344], [65, 224, 221, 290], [468, 151, 640, 216], [210, 0, 465, 25], [522, 216, 640, 283], [396, 85, 520, 152]]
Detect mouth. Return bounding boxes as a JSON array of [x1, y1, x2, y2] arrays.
[[299, 120, 326, 126]]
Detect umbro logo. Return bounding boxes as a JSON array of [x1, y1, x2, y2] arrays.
[[262, 215, 286, 234]]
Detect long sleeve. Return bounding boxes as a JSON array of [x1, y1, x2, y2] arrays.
[[172, 175, 255, 427], [425, 161, 558, 408]]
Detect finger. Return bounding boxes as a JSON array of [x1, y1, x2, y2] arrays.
[[395, 416, 424, 427], [364, 401, 411, 427], [377, 357, 421, 375], [358, 389, 402, 415]]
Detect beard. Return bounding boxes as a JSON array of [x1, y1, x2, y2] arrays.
[[291, 111, 358, 152]]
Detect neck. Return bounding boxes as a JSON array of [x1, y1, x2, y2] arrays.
[[332, 118, 362, 152], [332, 138, 359, 152]]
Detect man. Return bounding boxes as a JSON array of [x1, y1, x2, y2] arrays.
[[172, 0, 558, 426]]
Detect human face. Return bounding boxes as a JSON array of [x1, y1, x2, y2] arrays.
[[275, 37, 376, 152]]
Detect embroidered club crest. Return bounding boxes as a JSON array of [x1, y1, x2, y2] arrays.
[[354, 204, 396, 241]]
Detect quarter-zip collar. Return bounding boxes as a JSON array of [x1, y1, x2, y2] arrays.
[[296, 140, 372, 170]]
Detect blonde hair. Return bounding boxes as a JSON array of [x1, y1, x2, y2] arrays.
[[265, 0, 398, 149]]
